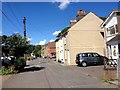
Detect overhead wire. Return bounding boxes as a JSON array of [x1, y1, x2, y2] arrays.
[[7, 2, 22, 27], [0, 9, 19, 30]]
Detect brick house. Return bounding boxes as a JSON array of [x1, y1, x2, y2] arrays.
[[41, 42, 56, 58]]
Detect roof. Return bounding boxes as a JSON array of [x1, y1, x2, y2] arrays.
[[107, 34, 120, 45], [101, 10, 120, 28]]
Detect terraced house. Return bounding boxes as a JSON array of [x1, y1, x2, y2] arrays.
[[101, 10, 120, 60], [56, 10, 105, 65], [41, 42, 56, 58]]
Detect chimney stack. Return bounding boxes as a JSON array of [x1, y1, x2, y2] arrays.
[[76, 10, 86, 21], [70, 19, 77, 27]]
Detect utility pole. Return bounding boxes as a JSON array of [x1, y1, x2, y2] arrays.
[[23, 17, 26, 39], [23, 16, 27, 61]]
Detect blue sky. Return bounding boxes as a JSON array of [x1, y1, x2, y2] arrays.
[[2, 2, 118, 45]]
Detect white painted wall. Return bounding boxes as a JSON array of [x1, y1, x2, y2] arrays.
[[105, 14, 117, 28], [106, 35, 116, 42], [59, 37, 65, 63]]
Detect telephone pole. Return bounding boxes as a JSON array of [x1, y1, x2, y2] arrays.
[[23, 16, 27, 60], [23, 17, 26, 39]]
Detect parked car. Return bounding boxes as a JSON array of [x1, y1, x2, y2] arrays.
[[1, 56, 16, 68], [75, 52, 108, 67]]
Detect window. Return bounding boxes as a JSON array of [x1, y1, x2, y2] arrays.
[[82, 53, 88, 57], [117, 12, 120, 16], [88, 53, 93, 57], [115, 25, 118, 33], [109, 26, 115, 34], [92, 53, 99, 57], [107, 25, 118, 36]]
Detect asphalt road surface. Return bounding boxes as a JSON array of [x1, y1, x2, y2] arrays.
[[2, 58, 118, 88]]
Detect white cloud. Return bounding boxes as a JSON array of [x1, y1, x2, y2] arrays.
[[52, 0, 80, 10], [58, 1, 70, 10], [27, 37, 32, 41], [14, 32, 19, 34], [49, 39, 55, 42], [53, 31, 61, 36], [38, 40, 46, 45]]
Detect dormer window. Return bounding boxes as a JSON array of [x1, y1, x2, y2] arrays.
[[107, 25, 118, 36]]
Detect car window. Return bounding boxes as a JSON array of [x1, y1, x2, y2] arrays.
[[88, 53, 93, 57], [82, 53, 88, 57], [92, 53, 99, 57]]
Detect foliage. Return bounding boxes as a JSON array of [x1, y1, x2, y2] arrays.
[[33, 45, 41, 57], [57, 26, 70, 38], [16, 57, 25, 66], [13, 57, 26, 71], [99, 17, 107, 21], [0, 66, 17, 75], [26, 45, 35, 54], [2, 33, 30, 57]]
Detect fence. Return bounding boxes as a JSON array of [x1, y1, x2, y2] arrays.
[[104, 59, 117, 70]]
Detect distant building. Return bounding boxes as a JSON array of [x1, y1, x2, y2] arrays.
[[101, 10, 120, 60], [41, 42, 56, 58]]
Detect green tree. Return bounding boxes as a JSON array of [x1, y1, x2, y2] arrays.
[[26, 45, 35, 54], [2, 33, 30, 58], [33, 45, 41, 57]]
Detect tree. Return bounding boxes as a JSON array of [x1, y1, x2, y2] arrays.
[[33, 45, 41, 57], [2, 33, 30, 58], [26, 45, 35, 54]]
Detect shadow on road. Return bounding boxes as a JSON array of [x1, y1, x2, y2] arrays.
[[18, 66, 45, 73], [76, 64, 103, 67]]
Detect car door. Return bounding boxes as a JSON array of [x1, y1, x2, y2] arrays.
[[87, 53, 94, 64], [92, 53, 100, 63]]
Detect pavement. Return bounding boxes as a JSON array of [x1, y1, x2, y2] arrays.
[[2, 58, 118, 88]]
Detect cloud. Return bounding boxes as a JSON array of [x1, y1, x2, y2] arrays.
[[14, 32, 19, 34], [27, 37, 32, 41], [53, 31, 61, 36], [49, 39, 55, 42], [38, 40, 46, 45], [58, 1, 70, 10], [52, 0, 80, 10]]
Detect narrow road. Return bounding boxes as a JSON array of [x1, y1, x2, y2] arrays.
[[2, 58, 118, 88]]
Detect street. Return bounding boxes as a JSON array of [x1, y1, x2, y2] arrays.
[[2, 58, 118, 88]]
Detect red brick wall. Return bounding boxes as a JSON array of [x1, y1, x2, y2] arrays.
[[46, 42, 56, 58]]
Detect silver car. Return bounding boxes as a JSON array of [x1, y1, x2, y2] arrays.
[[76, 52, 107, 67]]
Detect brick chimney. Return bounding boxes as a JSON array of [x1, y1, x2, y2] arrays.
[[76, 10, 86, 21], [70, 19, 77, 27]]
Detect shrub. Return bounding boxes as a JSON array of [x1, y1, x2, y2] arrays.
[[15, 57, 26, 70], [0, 66, 17, 75]]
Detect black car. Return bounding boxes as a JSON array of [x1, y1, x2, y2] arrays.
[[76, 52, 107, 67]]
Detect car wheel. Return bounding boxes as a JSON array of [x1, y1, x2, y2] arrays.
[[81, 62, 87, 67]]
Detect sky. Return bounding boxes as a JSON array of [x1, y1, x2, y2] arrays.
[[2, 2, 119, 45]]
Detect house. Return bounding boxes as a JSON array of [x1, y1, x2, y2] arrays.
[[56, 10, 105, 65], [41, 42, 56, 58], [101, 10, 120, 60], [41, 45, 47, 58]]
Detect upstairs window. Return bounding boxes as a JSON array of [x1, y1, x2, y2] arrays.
[[107, 25, 118, 36]]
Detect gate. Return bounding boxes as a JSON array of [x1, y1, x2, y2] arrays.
[[104, 59, 117, 70]]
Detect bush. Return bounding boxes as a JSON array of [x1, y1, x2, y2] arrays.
[[0, 66, 17, 75], [14, 57, 26, 70]]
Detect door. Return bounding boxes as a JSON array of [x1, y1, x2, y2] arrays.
[[87, 53, 94, 64], [92, 53, 100, 63]]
